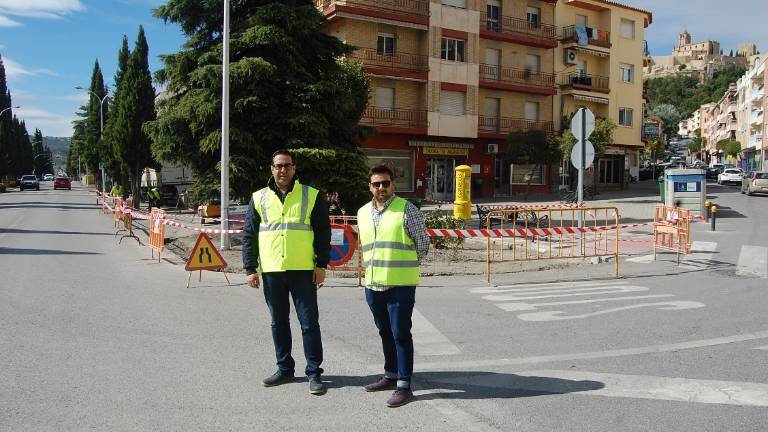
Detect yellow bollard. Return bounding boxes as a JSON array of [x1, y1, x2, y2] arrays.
[[454, 165, 472, 220], [710, 205, 717, 231]]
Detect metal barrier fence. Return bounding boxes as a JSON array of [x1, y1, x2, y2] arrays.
[[653, 205, 692, 263], [484, 207, 620, 283]]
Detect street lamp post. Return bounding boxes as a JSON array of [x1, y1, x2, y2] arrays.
[[220, 0, 231, 250], [75, 87, 108, 193], [0, 106, 20, 117]]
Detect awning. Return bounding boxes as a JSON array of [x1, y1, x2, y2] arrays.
[[572, 94, 609, 104], [574, 46, 610, 58]]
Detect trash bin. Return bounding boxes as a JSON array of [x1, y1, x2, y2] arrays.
[[658, 176, 665, 202]]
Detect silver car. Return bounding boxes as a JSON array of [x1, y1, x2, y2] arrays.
[[741, 171, 768, 196]]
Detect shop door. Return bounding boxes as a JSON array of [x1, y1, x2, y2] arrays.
[[426, 158, 457, 201]]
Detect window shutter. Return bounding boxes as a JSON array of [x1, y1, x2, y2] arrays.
[[525, 102, 539, 121], [440, 91, 466, 116], [442, 0, 467, 8], [376, 87, 395, 110]]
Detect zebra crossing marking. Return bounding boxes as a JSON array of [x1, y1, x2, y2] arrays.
[[679, 241, 718, 270], [411, 308, 461, 356], [736, 245, 768, 278]]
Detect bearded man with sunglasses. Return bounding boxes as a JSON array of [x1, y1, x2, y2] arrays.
[[357, 165, 430, 407], [242, 149, 331, 395]]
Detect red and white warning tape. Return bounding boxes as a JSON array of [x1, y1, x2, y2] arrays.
[[161, 218, 244, 234]]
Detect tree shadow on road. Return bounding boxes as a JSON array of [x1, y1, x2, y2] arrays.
[[0, 247, 100, 255]]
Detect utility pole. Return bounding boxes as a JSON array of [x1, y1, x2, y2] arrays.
[[220, 0, 231, 250]]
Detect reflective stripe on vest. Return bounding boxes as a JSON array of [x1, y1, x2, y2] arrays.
[[254, 181, 318, 272], [357, 197, 419, 286]]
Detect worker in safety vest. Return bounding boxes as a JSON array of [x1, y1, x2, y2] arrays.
[[356, 165, 429, 408], [147, 187, 161, 208], [110, 184, 123, 198], [242, 149, 330, 396]]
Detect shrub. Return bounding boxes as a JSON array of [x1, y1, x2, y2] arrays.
[[424, 210, 466, 256]]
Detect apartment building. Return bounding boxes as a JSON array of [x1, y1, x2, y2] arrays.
[[701, 85, 738, 164], [554, 0, 651, 188], [314, 0, 649, 198], [736, 56, 765, 171]]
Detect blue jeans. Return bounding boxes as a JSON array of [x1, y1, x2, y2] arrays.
[[365, 286, 416, 383], [262, 271, 323, 377]]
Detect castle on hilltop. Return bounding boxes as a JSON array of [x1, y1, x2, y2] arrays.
[[644, 29, 758, 82]]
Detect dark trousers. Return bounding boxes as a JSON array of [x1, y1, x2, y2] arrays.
[[365, 286, 416, 383], [262, 271, 323, 377]]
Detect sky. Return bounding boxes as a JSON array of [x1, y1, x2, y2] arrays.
[[0, 0, 766, 138]]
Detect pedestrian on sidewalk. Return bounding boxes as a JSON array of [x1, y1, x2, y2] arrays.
[[242, 149, 331, 396], [357, 165, 430, 407]]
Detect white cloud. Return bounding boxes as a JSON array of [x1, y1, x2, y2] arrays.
[[2, 57, 58, 81], [16, 107, 76, 137], [0, 0, 85, 19], [0, 14, 21, 26]]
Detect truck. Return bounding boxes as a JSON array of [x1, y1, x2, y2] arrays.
[[140, 162, 194, 207]]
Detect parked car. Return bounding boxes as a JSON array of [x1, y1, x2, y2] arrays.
[[741, 171, 768, 196], [717, 168, 743, 185], [43, 173, 54, 181], [705, 167, 720, 180], [19, 174, 40, 191], [53, 176, 72, 190]]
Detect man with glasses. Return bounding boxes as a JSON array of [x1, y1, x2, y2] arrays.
[[242, 149, 331, 395], [357, 165, 429, 407]]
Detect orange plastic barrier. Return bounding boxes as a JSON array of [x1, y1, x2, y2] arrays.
[[653, 205, 692, 263], [113, 197, 123, 228], [149, 208, 166, 262]]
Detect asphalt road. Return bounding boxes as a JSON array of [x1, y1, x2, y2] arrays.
[[1, 180, 767, 431]]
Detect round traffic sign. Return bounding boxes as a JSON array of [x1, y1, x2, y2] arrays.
[[570, 107, 595, 140], [328, 224, 357, 267], [571, 140, 595, 170]]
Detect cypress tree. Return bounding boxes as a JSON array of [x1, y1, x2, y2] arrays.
[[78, 60, 109, 190], [0, 55, 11, 179]]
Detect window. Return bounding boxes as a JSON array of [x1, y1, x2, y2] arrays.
[[375, 87, 394, 110], [486, 0, 500, 31], [377, 33, 395, 55], [576, 59, 587, 77], [482, 97, 500, 132], [620, 19, 635, 39], [525, 54, 540, 74], [511, 164, 545, 185], [442, 0, 466, 8], [576, 14, 587, 27], [362, 149, 414, 192], [620, 63, 634, 83], [441, 37, 466, 62], [440, 91, 466, 116], [527, 6, 540, 26], [619, 107, 633, 126], [525, 101, 539, 121]]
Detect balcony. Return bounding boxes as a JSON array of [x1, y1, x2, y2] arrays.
[[478, 116, 554, 136], [559, 72, 610, 94], [350, 48, 428, 80], [479, 64, 556, 95], [360, 107, 428, 133], [314, 0, 429, 26], [480, 12, 559, 48], [561, 25, 611, 49]]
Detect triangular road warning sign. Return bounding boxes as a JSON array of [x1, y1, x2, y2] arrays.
[[185, 233, 228, 271]]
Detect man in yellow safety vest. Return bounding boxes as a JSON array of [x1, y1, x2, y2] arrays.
[[242, 149, 330, 396], [357, 165, 429, 407]]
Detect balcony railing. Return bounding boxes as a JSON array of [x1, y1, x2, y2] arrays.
[[314, 0, 429, 19], [479, 64, 556, 88], [478, 116, 554, 134], [350, 48, 428, 74], [480, 12, 559, 40], [559, 72, 610, 93], [360, 107, 428, 129], [561, 25, 611, 48]]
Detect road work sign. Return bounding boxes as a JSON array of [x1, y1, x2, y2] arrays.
[[185, 232, 228, 271]]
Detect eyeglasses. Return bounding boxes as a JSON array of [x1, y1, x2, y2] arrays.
[[271, 163, 294, 170], [370, 180, 391, 188]]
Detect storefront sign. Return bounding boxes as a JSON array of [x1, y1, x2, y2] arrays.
[[423, 147, 469, 156]]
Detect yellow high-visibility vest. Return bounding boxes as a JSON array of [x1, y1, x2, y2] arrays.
[[357, 197, 419, 286], [254, 181, 318, 272]]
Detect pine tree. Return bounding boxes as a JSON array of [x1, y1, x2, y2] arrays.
[[146, 1, 370, 210]]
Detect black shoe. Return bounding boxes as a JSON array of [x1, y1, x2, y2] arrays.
[[262, 371, 295, 387], [309, 375, 326, 395]]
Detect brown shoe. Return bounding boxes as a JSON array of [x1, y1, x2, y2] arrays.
[[386, 388, 414, 408], [363, 377, 397, 392]]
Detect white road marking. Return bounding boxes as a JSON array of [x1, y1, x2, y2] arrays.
[[414, 329, 768, 371], [626, 254, 655, 263], [483, 285, 649, 302], [430, 370, 768, 408], [471, 280, 627, 294], [495, 294, 675, 312], [736, 245, 768, 278], [753, 345, 768, 351], [516, 301, 705, 321], [679, 241, 717, 270], [411, 308, 461, 356]]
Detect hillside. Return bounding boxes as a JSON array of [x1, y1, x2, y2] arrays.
[[43, 136, 70, 173]]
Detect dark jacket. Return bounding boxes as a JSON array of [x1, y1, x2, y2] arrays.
[[242, 177, 330, 274]]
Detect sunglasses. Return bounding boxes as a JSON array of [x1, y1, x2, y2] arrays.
[[271, 163, 294, 170], [370, 180, 392, 188]]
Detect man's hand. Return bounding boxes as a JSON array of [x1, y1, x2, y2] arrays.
[[312, 267, 326, 287], [246, 272, 260, 289]]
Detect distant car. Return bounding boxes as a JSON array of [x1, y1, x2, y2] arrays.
[[705, 167, 720, 180], [43, 173, 54, 181], [53, 176, 71, 190], [19, 174, 40, 191], [717, 168, 743, 185], [741, 171, 768, 196]]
